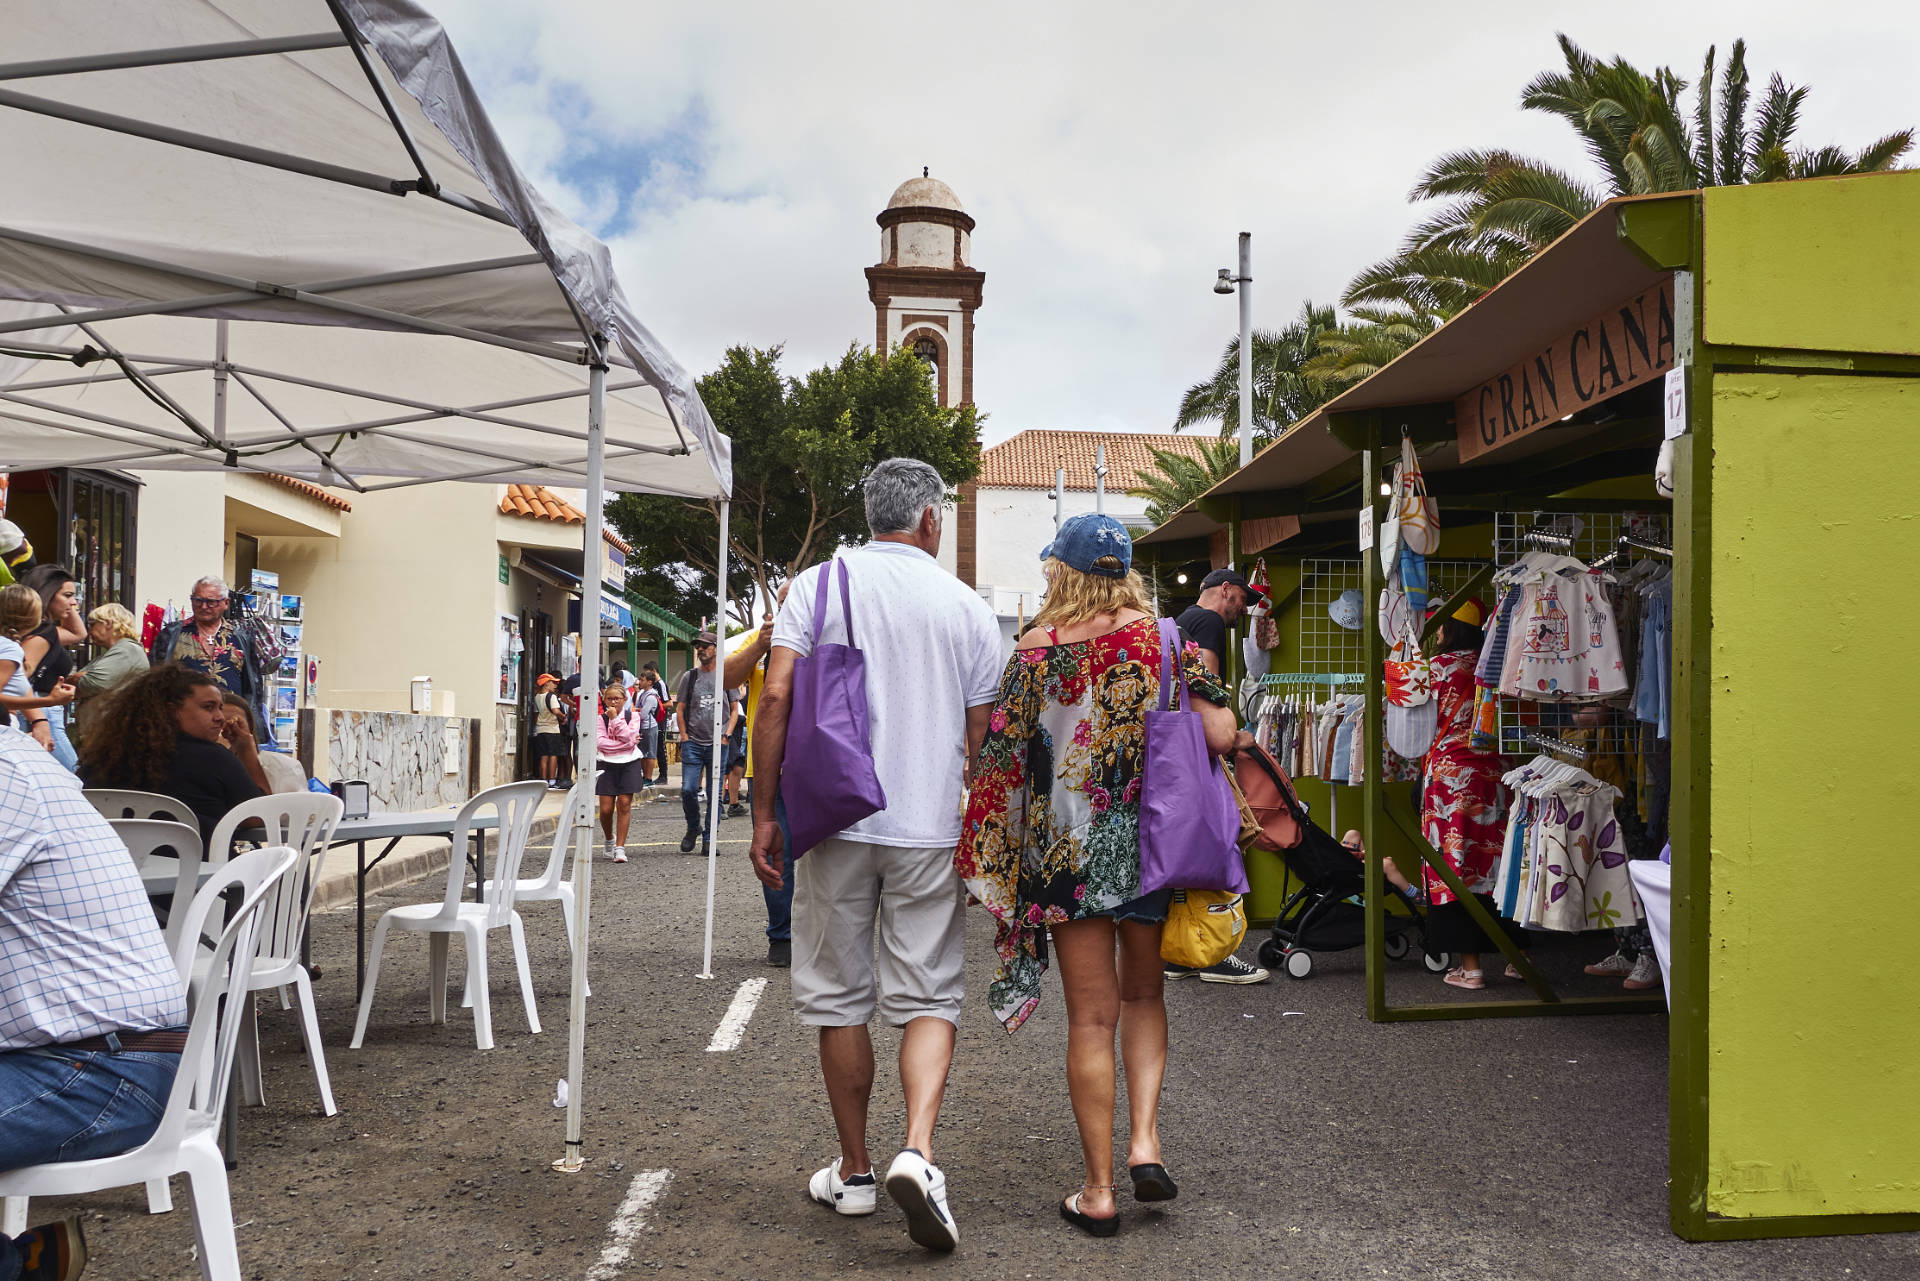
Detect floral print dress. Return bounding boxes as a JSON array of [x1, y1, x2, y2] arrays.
[[1419, 649, 1511, 906], [955, 617, 1229, 1033]]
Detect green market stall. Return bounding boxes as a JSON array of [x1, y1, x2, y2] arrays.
[[1136, 170, 1920, 1241]]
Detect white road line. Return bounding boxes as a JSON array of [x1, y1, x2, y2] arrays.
[[585, 1168, 673, 1281], [705, 976, 768, 1052]]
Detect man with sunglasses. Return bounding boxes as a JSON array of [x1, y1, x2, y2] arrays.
[[147, 575, 264, 736], [674, 632, 739, 855]]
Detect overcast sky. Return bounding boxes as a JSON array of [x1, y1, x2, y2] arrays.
[[429, 0, 1917, 446]]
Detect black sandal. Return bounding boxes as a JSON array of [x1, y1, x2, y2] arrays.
[[1129, 1163, 1179, 1202], [1060, 1190, 1119, 1238]]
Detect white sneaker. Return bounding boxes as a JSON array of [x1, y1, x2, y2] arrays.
[[885, 1148, 958, 1251], [1584, 950, 1633, 977], [609, 847, 627, 864], [807, 1158, 877, 1217], [1623, 952, 1661, 990]]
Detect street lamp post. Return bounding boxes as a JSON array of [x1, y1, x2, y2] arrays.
[[1214, 231, 1253, 469]]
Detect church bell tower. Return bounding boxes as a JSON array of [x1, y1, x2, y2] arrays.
[[864, 169, 985, 409]]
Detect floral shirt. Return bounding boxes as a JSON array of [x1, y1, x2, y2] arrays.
[[956, 617, 1230, 1032], [167, 619, 248, 696]]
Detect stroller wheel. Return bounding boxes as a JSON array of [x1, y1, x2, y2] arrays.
[[1257, 937, 1286, 970], [1423, 950, 1453, 974], [1282, 948, 1313, 980], [1383, 933, 1411, 961]]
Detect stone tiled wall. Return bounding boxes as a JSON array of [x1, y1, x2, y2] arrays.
[[324, 710, 473, 812]]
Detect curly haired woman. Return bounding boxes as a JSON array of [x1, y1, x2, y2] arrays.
[[955, 514, 1242, 1238], [77, 663, 267, 843]]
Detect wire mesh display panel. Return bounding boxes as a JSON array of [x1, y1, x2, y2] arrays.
[[1294, 558, 1489, 674], [1492, 509, 1670, 566], [1492, 508, 1671, 758]]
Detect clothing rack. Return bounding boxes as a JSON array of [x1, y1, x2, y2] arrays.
[[1521, 729, 1590, 761], [1522, 527, 1578, 550], [1591, 533, 1675, 571], [1259, 672, 1367, 688]]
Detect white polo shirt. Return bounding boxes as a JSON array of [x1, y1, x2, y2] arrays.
[[773, 540, 1005, 849]]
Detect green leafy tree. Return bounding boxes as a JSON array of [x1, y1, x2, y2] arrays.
[[1130, 435, 1242, 528], [608, 343, 981, 627], [1174, 301, 1339, 444], [1346, 35, 1914, 329]]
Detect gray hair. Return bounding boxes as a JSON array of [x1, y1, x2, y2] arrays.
[[864, 457, 946, 535], [193, 575, 229, 598]]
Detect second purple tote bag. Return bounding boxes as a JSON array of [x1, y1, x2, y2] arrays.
[[782, 558, 887, 858], [1138, 617, 1249, 896]]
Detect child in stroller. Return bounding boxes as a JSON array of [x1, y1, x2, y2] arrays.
[[1256, 821, 1444, 980]]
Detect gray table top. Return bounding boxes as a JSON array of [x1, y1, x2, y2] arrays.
[[139, 856, 214, 896], [330, 809, 500, 842]]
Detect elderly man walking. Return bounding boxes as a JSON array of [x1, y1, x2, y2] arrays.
[[750, 458, 1002, 1252]]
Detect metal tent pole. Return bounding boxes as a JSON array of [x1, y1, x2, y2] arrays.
[[556, 358, 607, 1174], [1237, 231, 1253, 469], [698, 501, 731, 980]]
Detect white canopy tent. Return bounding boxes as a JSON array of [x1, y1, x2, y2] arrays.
[[0, 0, 738, 1172]]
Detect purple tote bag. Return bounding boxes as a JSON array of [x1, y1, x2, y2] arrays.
[[1137, 618, 1248, 896], [782, 558, 887, 859]]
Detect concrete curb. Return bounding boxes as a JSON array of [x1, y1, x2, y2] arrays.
[[312, 813, 566, 913]]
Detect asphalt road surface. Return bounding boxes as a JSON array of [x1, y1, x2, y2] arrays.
[[27, 793, 1920, 1280]]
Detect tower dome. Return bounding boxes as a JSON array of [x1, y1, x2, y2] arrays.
[[887, 174, 964, 212]]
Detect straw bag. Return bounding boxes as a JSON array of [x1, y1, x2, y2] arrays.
[[1160, 889, 1246, 970]]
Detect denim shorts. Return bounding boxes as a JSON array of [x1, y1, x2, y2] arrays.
[[0, 1036, 184, 1171], [1104, 887, 1174, 924]]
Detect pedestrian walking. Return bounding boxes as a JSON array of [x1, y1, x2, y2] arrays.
[[531, 673, 566, 788], [674, 633, 737, 855], [955, 513, 1242, 1237], [594, 682, 646, 863], [750, 458, 1003, 1252], [640, 661, 670, 785], [18, 566, 86, 771], [721, 683, 747, 815]]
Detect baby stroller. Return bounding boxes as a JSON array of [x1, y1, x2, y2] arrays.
[[1235, 744, 1441, 981]]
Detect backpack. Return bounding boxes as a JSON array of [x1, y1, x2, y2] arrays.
[[1229, 741, 1306, 853]]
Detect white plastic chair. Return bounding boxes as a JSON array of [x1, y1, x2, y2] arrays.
[[195, 794, 345, 1116], [350, 782, 548, 1051], [85, 788, 195, 824], [0, 846, 299, 1281], [111, 817, 207, 949], [488, 780, 590, 978]]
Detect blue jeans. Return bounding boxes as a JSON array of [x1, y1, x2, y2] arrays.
[[680, 739, 715, 838], [0, 1037, 183, 1175], [764, 795, 794, 941], [43, 704, 76, 773]]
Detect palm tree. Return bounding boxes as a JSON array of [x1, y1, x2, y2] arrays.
[[1174, 301, 1338, 443], [1346, 35, 1914, 327], [1131, 435, 1242, 527]]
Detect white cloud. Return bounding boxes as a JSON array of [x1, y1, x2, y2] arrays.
[[427, 0, 1919, 443]]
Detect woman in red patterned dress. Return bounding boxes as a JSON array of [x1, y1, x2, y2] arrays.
[[1419, 598, 1511, 990]]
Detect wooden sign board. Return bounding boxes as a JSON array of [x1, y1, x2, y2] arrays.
[[1455, 278, 1676, 462]]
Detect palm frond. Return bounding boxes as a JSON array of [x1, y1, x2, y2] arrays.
[[1747, 73, 1807, 182], [1846, 130, 1916, 173], [1715, 38, 1751, 185], [1692, 46, 1717, 180]]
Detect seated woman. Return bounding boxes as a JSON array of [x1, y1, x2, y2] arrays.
[[77, 664, 268, 844], [220, 690, 307, 793]]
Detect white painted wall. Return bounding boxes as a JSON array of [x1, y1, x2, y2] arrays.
[[897, 220, 951, 268], [972, 485, 1156, 608]]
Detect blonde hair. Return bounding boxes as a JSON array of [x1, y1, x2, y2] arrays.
[[0, 584, 41, 639], [1032, 558, 1157, 631], [88, 602, 138, 643]]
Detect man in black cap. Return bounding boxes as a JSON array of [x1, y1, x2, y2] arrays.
[[1175, 568, 1266, 676]]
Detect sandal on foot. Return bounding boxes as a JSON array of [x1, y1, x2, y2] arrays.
[[1129, 1163, 1178, 1202], [1060, 1191, 1119, 1238], [1443, 967, 1486, 990], [1503, 963, 1523, 980]]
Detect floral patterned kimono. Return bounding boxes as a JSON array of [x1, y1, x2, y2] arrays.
[[1420, 649, 1510, 905], [956, 618, 1228, 1032]]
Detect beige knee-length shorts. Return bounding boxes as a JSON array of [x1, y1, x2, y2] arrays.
[[790, 837, 966, 1027]]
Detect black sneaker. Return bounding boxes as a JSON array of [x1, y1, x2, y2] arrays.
[[678, 831, 698, 853], [767, 938, 791, 968], [17, 1216, 87, 1281], [1194, 954, 1271, 984], [727, 802, 747, 818]]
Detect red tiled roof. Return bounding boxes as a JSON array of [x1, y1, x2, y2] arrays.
[[264, 473, 351, 512], [499, 484, 633, 553], [976, 429, 1213, 491]]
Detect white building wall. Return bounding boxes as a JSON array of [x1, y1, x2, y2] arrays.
[[132, 471, 227, 605], [897, 221, 951, 268], [972, 485, 1159, 620]]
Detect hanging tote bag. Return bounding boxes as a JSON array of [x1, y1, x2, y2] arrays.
[[1160, 888, 1247, 970], [1383, 620, 1439, 757], [1250, 558, 1280, 651], [1138, 618, 1249, 895], [1395, 434, 1442, 554], [781, 558, 887, 859]]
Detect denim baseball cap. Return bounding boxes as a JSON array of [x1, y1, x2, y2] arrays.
[[1039, 513, 1133, 577]]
